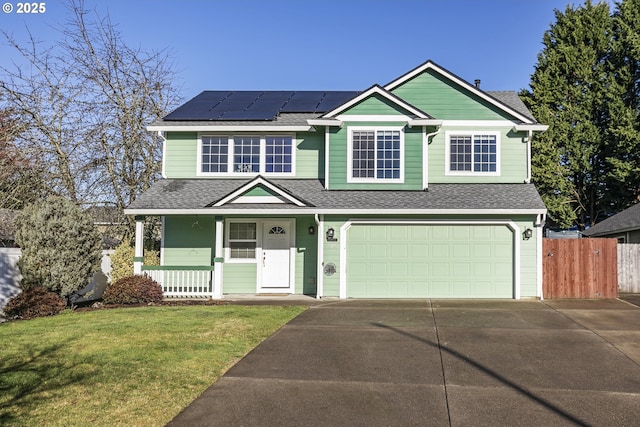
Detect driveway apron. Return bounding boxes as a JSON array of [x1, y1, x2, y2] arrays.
[[167, 299, 640, 427]]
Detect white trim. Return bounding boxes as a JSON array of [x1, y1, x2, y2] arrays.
[[445, 131, 501, 177], [322, 85, 429, 119], [147, 125, 312, 132], [213, 176, 307, 207], [536, 214, 545, 300], [338, 219, 521, 300], [257, 219, 296, 294], [214, 218, 224, 299], [197, 133, 297, 178], [158, 131, 167, 179], [336, 114, 413, 122], [307, 119, 343, 127], [383, 60, 534, 124], [409, 119, 443, 127], [347, 126, 405, 184], [160, 216, 165, 266], [315, 214, 324, 298], [224, 219, 259, 264], [423, 127, 441, 190], [324, 127, 330, 189], [231, 195, 286, 204], [441, 120, 516, 127], [134, 219, 144, 275], [514, 124, 548, 132], [125, 208, 548, 216]]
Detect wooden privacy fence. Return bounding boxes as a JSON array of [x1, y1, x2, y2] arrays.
[[618, 244, 640, 293], [543, 238, 618, 299]]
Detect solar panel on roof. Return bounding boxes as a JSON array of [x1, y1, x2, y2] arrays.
[[316, 91, 360, 112], [163, 90, 362, 121]]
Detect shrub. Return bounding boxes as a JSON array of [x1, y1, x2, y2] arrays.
[[15, 196, 102, 303], [3, 287, 66, 320], [103, 275, 163, 305], [109, 242, 160, 284]]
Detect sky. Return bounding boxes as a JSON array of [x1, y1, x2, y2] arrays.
[[0, 0, 615, 101]]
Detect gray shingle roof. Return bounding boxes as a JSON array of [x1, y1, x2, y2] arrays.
[[126, 179, 546, 213], [487, 91, 536, 122], [582, 203, 640, 237]]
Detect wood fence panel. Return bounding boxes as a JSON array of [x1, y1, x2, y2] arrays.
[[618, 244, 640, 293], [543, 238, 618, 299]]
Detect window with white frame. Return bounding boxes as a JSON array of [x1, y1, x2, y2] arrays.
[[228, 222, 257, 260], [199, 135, 294, 175], [447, 132, 499, 174], [349, 127, 403, 182]]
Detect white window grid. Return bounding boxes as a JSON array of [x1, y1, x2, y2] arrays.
[[348, 127, 404, 183], [228, 222, 257, 259], [198, 135, 295, 176], [446, 131, 500, 176]]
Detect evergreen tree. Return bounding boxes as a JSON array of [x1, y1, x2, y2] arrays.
[[604, 0, 640, 211], [523, 1, 614, 228], [15, 196, 102, 303]]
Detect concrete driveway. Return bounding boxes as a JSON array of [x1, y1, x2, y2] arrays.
[[168, 299, 640, 426]]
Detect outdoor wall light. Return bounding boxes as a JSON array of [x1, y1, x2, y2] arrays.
[[308, 225, 315, 235], [326, 227, 337, 242], [523, 228, 533, 240]]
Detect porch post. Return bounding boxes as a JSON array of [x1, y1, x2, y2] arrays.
[[133, 216, 145, 275], [213, 216, 224, 299], [315, 214, 324, 298]]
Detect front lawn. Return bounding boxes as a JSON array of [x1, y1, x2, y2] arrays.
[[0, 305, 305, 426]]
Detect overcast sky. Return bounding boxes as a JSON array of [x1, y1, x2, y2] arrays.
[[0, 0, 615, 99]]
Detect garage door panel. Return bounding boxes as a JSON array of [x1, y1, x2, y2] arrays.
[[347, 224, 513, 298]]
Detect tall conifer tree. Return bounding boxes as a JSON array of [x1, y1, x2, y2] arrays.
[[523, 1, 614, 228]]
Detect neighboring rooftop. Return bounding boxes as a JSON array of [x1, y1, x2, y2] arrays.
[[583, 203, 640, 237]]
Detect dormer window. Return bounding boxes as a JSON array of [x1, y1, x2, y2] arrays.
[[199, 135, 294, 176], [347, 126, 404, 183]]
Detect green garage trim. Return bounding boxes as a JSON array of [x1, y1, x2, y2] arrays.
[[339, 220, 520, 299]]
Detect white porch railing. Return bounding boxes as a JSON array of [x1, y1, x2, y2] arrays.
[[142, 266, 214, 298]]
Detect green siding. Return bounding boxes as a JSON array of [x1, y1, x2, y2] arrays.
[[390, 69, 515, 120], [340, 93, 416, 116], [242, 186, 278, 197], [162, 216, 215, 266], [223, 263, 257, 293], [164, 132, 198, 178], [295, 219, 318, 295], [428, 126, 527, 183], [296, 132, 324, 179], [163, 131, 323, 179], [346, 224, 513, 298], [328, 124, 423, 190]]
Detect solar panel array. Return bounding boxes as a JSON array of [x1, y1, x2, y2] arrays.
[[164, 90, 360, 121]]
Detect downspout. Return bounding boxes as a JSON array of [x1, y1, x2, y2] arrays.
[[423, 127, 441, 190], [525, 129, 532, 183], [314, 213, 324, 299]]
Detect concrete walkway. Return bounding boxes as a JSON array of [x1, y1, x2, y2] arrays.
[[168, 299, 640, 426]]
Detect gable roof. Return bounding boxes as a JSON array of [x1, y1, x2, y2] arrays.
[[125, 179, 546, 215], [384, 60, 536, 124], [320, 85, 433, 119], [582, 203, 640, 237], [209, 176, 310, 207]]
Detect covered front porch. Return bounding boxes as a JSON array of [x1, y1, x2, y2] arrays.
[[132, 214, 319, 299]]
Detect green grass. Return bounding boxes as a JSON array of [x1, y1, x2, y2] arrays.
[[0, 305, 306, 426]]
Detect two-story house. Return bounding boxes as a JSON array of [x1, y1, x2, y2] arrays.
[[125, 60, 548, 299]]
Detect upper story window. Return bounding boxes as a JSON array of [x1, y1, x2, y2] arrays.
[[348, 127, 404, 183], [199, 135, 294, 176], [446, 132, 499, 175]]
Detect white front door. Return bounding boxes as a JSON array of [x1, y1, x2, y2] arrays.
[[259, 221, 292, 291]]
